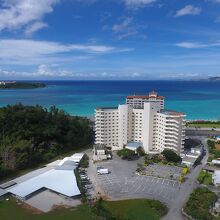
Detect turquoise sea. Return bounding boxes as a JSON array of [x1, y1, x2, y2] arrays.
[[0, 80, 220, 120]]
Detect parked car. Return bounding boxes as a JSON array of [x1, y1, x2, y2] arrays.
[[97, 168, 109, 175]]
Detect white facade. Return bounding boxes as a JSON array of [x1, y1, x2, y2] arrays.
[[95, 92, 185, 154], [213, 170, 220, 187]]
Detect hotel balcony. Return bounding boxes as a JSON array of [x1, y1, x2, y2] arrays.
[[165, 135, 179, 141], [164, 143, 178, 148], [165, 131, 179, 136], [165, 139, 178, 144], [165, 124, 179, 129], [165, 127, 179, 132]]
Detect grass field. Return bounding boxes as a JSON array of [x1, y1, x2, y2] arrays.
[[197, 170, 212, 186], [0, 198, 166, 220], [188, 123, 220, 128], [103, 199, 167, 220], [0, 198, 95, 220]]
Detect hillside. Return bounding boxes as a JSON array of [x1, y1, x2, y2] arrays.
[[0, 82, 46, 89], [0, 104, 94, 179], [208, 77, 220, 81]]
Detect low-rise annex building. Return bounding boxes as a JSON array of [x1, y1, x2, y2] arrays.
[[95, 91, 186, 154]]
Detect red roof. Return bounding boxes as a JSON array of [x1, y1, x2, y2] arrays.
[[126, 95, 165, 100]]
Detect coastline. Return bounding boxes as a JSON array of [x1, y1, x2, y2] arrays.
[[0, 80, 220, 120]]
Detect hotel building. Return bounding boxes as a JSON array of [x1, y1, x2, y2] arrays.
[[95, 91, 186, 154]]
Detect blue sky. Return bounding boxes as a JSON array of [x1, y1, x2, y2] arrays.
[[0, 0, 220, 80]]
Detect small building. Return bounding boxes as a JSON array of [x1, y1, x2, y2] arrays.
[[70, 153, 85, 165], [213, 198, 220, 216], [125, 142, 142, 153], [212, 160, 220, 166], [212, 170, 220, 187], [181, 156, 197, 167], [0, 188, 8, 200], [180, 147, 202, 167], [190, 147, 202, 155], [203, 165, 220, 173], [93, 144, 108, 161]]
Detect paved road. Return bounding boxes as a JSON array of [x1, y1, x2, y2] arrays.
[[186, 128, 220, 136], [162, 137, 209, 220]]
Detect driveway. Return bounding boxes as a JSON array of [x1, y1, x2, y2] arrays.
[[162, 137, 209, 220]]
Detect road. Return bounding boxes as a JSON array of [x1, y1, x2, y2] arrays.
[[186, 127, 220, 136], [162, 137, 209, 220]]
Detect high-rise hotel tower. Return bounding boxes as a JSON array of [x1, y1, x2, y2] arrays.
[[95, 91, 185, 154]]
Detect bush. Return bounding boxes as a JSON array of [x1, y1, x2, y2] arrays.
[[184, 187, 217, 220], [136, 147, 145, 156], [80, 154, 89, 168], [197, 171, 212, 185], [117, 149, 136, 160]]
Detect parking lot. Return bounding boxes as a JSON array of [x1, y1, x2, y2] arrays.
[[144, 164, 182, 180], [89, 154, 181, 207]]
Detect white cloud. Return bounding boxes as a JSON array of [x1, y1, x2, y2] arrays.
[[0, 66, 141, 79], [122, 0, 156, 8], [0, 39, 133, 65], [175, 5, 202, 17], [175, 41, 220, 49], [158, 73, 200, 79], [0, 0, 59, 33], [111, 17, 147, 40], [112, 17, 133, 32], [25, 22, 48, 36], [210, 0, 220, 3]]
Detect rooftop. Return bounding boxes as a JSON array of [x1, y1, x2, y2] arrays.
[[127, 91, 165, 100], [161, 109, 185, 116], [126, 142, 143, 149], [0, 188, 7, 197], [127, 95, 165, 100], [7, 169, 80, 198], [3, 152, 84, 199], [96, 107, 118, 110]]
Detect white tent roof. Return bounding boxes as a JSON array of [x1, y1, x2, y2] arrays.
[[7, 169, 80, 198], [70, 153, 85, 163], [47, 160, 61, 167]]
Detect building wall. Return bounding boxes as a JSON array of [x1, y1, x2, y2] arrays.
[[126, 98, 164, 109], [153, 113, 185, 154], [95, 108, 118, 148], [142, 102, 161, 152], [95, 96, 185, 154]]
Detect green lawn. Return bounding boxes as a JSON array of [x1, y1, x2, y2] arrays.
[[0, 198, 167, 220], [197, 170, 213, 185], [188, 123, 220, 128], [103, 199, 167, 220], [0, 198, 95, 220]]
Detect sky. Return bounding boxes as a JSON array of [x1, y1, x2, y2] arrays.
[[0, 0, 220, 80]]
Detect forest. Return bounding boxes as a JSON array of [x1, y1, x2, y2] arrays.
[[0, 82, 46, 89], [0, 104, 94, 179]]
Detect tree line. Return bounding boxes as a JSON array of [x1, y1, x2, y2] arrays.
[[0, 104, 94, 179]]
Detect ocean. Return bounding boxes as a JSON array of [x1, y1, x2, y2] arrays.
[[0, 80, 220, 120]]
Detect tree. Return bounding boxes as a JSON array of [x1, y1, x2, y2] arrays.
[[162, 149, 182, 163], [117, 148, 136, 160], [0, 104, 94, 180], [136, 147, 145, 156]]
